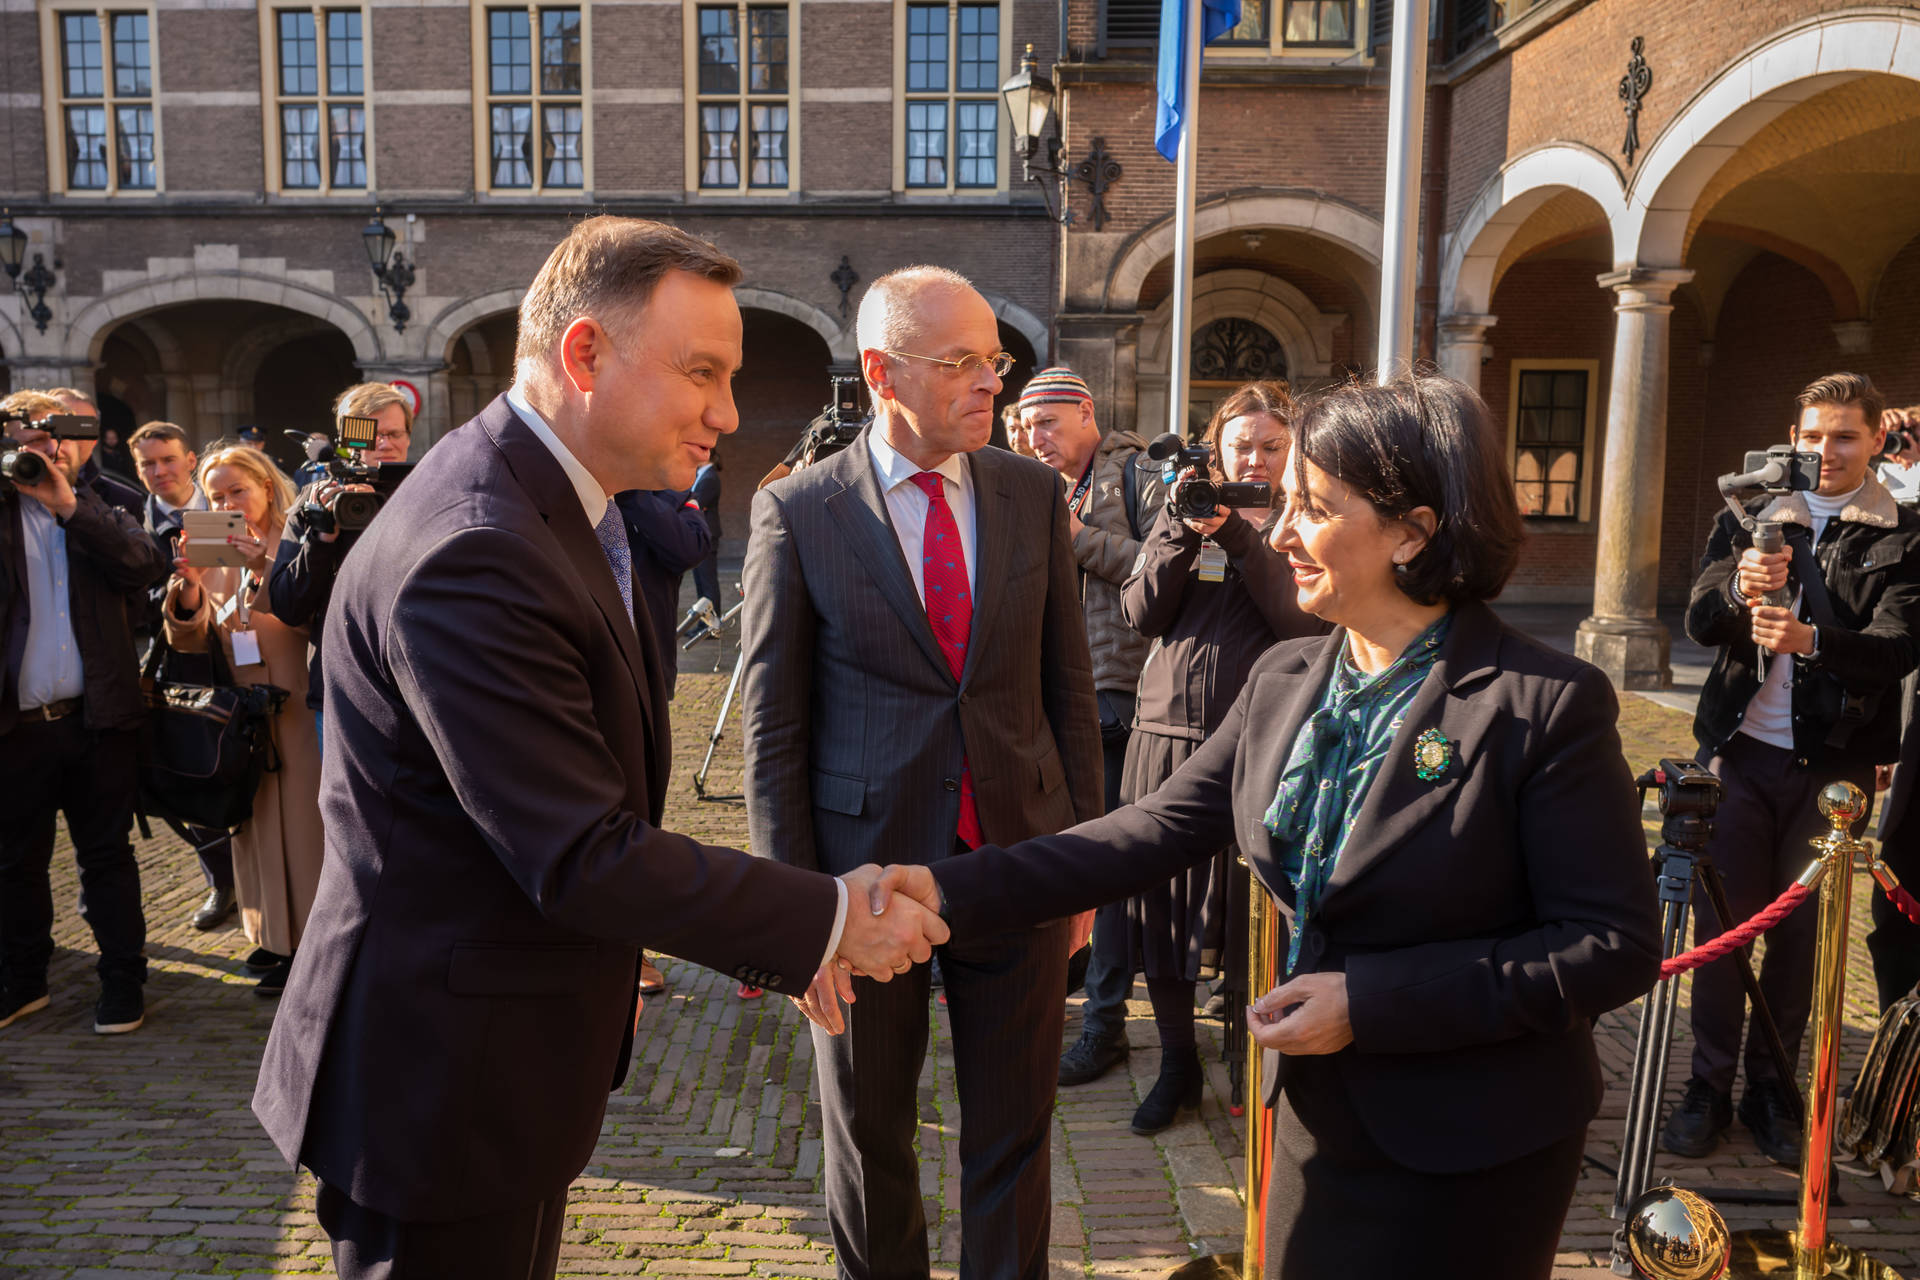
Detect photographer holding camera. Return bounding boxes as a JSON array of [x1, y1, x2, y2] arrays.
[[1664, 372, 1920, 1165], [268, 383, 413, 735], [0, 389, 169, 1034], [1111, 380, 1324, 1133]]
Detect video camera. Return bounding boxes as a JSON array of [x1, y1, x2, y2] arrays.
[[0, 412, 99, 487], [784, 374, 871, 472], [289, 415, 414, 535], [1716, 444, 1821, 605], [1143, 432, 1272, 521]]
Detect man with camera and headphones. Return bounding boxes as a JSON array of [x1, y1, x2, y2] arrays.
[[1666, 372, 1920, 1165], [268, 382, 413, 746], [1023, 366, 1166, 1088], [0, 389, 169, 1035]]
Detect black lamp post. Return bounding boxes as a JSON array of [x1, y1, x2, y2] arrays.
[[999, 45, 1122, 231], [361, 206, 416, 334], [0, 209, 58, 335]]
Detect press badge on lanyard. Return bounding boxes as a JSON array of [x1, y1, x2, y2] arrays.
[[218, 588, 263, 667], [1196, 544, 1228, 583]]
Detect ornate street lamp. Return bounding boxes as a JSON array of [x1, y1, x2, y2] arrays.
[[0, 209, 58, 335], [361, 206, 416, 333], [1000, 45, 1122, 231]]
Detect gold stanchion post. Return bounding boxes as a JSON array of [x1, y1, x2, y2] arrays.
[[1167, 869, 1280, 1280]]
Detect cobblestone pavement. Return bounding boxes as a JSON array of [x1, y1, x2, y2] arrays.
[[2, 673, 1916, 1279]]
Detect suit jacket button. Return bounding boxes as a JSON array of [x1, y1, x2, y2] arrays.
[[960, 692, 972, 704], [944, 777, 959, 791]]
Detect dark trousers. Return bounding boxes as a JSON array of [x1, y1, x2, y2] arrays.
[[1868, 884, 1920, 1012], [0, 717, 146, 990], [812, 915, 1068, 1280], [693, 552, 721, 608], [188, 825, 234, 891], [1078, 690, 1134, 1043], [1689, 735, 1872, 1093], [316, 1181, 566, 1280]]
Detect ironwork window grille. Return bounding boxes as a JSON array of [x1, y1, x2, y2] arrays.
[[1191, 318, 1286, 382], [902, 1, 998, 192], [273, 8, 367, 191], [695, 3, 789, 191], [486, 5, 584, 190], [57, 10, 156, 192], [1512, 367, 1589, 519], [1282, 0, 1351, 45]]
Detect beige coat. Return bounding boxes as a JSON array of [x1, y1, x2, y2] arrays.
[[163, 548, 322, 956]]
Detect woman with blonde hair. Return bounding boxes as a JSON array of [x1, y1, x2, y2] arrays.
[[163, 445, 323, 995]]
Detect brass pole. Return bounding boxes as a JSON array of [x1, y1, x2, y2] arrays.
[[1242, 889, 1279, 1278], [1795, 784, 1864, 1273]]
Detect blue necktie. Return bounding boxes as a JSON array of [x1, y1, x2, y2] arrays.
[[594, 500, 635, 630]]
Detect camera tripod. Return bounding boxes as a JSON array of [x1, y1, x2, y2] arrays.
[[1609, 762, 1831, 1276], [680, 588, 747, 802]]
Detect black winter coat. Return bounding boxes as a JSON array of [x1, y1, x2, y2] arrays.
[[0, 485, 170, 734], [1686, 475, 1920, 770]]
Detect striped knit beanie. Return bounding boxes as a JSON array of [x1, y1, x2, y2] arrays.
[[1018, 367, 1093, 410]]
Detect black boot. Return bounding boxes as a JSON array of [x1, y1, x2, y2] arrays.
[[1131, 1049, 1203, 1135], [1738, 1078, 1802, 1165], [1058, 1029, 1129, 1086], [1659, 1077, 1732, 1159]]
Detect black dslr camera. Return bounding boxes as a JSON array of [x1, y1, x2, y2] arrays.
[[291, 415, 413, 535], [786, 374, 871, 470], [1143, 432, 1272, 521], [1, 412, 99, 487]]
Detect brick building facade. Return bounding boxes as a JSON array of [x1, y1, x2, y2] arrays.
[[1048, 0, 1920, 686], [0, 0, 1063, 544]]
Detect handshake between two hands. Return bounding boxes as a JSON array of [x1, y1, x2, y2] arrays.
[[793, 865, 1098, 1036]]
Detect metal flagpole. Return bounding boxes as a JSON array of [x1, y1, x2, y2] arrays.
[[1375, 0, 1431, 383], [1165, 0, 1204, 439]]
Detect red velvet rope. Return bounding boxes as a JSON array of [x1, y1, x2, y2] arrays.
[[1885, 880, 1920, 929], [1661, 881, 1814, 979]]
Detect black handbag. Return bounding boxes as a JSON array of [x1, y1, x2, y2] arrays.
[[138, 626, 289, 831]]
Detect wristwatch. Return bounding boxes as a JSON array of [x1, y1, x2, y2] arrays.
[[1809, 624, 1822, 658]]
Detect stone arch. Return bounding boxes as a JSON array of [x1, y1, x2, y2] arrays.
[[1135, 270, 1344, 435], [69, 271, 382, 367], [0, 306, 22, 363], [220, 314, 339, 396], [1441, 144, 1626, 316], [734, 287, 855, 361], [1104, 190, 1386, 314], [1619, 8, 1920, 268], [979, 293, 1050, 366], [427, 288, 525, 367]]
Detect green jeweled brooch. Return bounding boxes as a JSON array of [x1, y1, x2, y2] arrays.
[[1412, 728, 1453, 782]]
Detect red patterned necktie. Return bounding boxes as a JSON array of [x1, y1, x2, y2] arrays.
[[911, 471, 981, 849]]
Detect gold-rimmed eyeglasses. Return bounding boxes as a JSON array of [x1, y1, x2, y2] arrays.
[[882, 349, 1017, 378]]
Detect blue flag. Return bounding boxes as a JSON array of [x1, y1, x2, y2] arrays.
[[1155, 0, 1242, 163]]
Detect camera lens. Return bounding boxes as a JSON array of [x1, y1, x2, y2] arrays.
[[1, 447, 48, 487]]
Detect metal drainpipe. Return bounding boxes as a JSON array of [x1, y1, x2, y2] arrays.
[[1417, 81, 1450, 367]]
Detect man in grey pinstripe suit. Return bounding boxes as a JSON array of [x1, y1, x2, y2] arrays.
[[741, 266, 1103, 1279]]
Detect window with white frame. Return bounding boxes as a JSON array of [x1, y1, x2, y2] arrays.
[[270, 7, 367, 191], [484, 4, 584, 191], [693, 2, 790, 192], [902, 1, 998, 191], [55, 10, 156, 192]]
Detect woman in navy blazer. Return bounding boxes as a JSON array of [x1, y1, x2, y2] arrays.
[[885, 374, 1662, 1278]]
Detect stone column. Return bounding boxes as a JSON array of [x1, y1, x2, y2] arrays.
[[1574, 267, 1692, 691], [1435, 314, 1496, 395]]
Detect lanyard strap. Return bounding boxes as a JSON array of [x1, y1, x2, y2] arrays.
[[1068, 460, 1095, 516]]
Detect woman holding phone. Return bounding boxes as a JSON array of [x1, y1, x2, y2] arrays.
[[165, 445, 322, 996]]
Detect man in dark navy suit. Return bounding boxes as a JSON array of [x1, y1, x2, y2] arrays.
[[252, 218, 948, 1280]]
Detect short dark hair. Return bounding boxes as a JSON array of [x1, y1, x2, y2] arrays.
[[516, 216, 743, 365], [1291, 373, 1524, 606], [1796, 372, 1885, 431], [127, 421, 190, 450]]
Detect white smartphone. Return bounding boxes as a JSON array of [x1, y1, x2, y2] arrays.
[[181, 510, 250, 567]]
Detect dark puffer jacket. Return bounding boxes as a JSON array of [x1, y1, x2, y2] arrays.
[[1070, 429, 1166, 693], [1687, 473, 1920, 771]]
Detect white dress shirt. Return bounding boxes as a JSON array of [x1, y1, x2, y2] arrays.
[[866, 425, 978, 599], [16, 497, 85, 710], [503, 384, 850, 971]]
